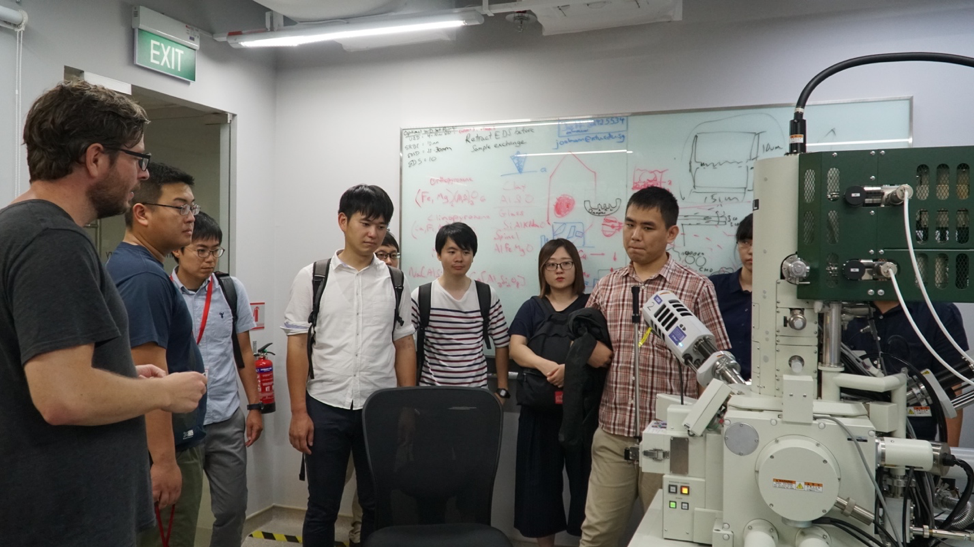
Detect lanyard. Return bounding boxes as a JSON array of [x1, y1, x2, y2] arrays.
[[154, 504, 175, 547], [172, 272, 215, 344], [196, 275, 215, 344]]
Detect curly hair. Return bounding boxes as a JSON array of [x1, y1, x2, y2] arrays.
[[23, 79, 149, 182]]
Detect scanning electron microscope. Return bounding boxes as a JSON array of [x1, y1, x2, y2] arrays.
[[628, 54, 974, 547]]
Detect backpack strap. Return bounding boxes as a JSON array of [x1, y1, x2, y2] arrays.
[[475, 280, 493, 349], [388, 266, 405, 328], [416, 282, 433, 381], [306, 259, 331, 380], [214, 272, 245, 370], [534, 295, 557, 320]]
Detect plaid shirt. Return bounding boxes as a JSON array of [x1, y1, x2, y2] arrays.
[[587, 255, 730, 437]]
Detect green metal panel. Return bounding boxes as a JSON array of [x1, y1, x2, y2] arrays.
[[796, 147, 974, 302]]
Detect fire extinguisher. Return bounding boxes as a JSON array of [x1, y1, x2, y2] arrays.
[[253, 342, 276, 414]]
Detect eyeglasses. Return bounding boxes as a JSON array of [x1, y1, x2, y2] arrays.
[[376, 252, 400, 260], [737, 239, 753, 249], [544, 261, 575, 271], [141, 202, 201, 216], [195, 247, 225, 259], [105, 147, 152, 171]]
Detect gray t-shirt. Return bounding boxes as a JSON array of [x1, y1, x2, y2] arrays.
[[0, 200, 154, 546]]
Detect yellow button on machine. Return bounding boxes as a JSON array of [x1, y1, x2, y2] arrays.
[[680, 486, 690, 495]]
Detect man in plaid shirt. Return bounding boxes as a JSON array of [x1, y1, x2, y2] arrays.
[[579, 187, 730, 547]]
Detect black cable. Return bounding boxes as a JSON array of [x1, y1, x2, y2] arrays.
[[678, 359, 685, 406], [912, 471, 934, 529], [942, 458, 974, 530], [885, 353, 950, 446], [869, 482, 903, 547], [841, 342, 873, 376], [817, 517, 887, 547], [867, 315, 885, 372], [876, 521, 899, 547], [789, 53, 974, 153]]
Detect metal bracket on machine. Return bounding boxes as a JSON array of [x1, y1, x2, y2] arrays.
[[683, 379, 732, 437]]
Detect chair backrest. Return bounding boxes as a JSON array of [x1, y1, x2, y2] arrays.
[[362, 387, 504, 530]]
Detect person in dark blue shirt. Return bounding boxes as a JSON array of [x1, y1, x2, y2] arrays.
[[709, 214, 753, 379], [843, 300, 967, 446], [107, 162, 207, 547], [510, 239, 590, 547]]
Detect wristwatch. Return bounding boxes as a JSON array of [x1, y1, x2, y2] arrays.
[[246, 402, 264, 411], [495, 388, 511, 399]]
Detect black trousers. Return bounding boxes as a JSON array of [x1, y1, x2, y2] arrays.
[[513, 404, 591, 538], [303, 394, 376, 547]]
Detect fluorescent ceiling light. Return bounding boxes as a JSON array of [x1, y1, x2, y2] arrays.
[[514, 149, 632, 157], [805, 137, 913, 148], [226, 11, 483, 48], [461, 120, 597, 131]]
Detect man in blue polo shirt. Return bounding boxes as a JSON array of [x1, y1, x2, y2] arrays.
[[843, 300, 967, 446], [108, 162, 207, 547], [172, 212, 262, 547]]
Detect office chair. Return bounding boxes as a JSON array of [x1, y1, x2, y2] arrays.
[[362, 386, 513, 547]]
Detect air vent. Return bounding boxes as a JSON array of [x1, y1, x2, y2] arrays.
[[803, 169, 816, 203], [827, 210, 839, 244], [937, 164, 950, 200], [827, 167, 840, 199], [935, 253, 949, 289], [916, 165, 930, 201], [956, 255, 969, 290]]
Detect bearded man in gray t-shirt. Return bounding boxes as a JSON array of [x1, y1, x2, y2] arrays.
[[0, 80, 207, 547]]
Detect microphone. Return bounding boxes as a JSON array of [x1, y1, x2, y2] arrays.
[[631, 285, 641, 324]]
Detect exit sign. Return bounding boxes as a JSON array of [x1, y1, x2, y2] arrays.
[[135, 29, 196, 82]]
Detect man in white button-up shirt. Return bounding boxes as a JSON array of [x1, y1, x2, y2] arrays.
[[282, 185, 416, 547]]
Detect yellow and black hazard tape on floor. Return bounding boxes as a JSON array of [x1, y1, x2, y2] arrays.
[[248, 530, 302, 543], [248, 530, 354, 546]]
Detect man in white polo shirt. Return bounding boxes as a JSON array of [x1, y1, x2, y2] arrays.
[[282, 185, 416, 547]]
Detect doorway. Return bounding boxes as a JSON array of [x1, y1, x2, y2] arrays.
[[68, 68, 235, 274]]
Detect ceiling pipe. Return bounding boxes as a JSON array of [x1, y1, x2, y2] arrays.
[[0, 4, 27, 29]]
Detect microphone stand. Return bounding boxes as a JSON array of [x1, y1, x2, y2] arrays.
[[625, 285, 643, 464]]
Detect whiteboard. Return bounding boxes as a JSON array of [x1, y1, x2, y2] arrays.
[[399, 99, 911, 323]]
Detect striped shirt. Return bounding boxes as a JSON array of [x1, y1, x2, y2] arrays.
[[587, 255, 730, 438], [411, 280, 510, 387]]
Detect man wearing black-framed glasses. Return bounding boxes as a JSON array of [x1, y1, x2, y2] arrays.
[[172, 212, 263, 547], [105, 147, 152, 171], [108, 162, 208, 547], [0, 80, 206, 547]]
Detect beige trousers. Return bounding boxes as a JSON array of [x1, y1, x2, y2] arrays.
[[579, 427, 663, 547]]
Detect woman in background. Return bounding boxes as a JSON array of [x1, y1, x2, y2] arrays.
[[709, 213, 753, 379], [510, 239, 590, 547]]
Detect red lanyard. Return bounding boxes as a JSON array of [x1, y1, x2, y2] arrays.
[[155, 504, 175, 547], [196, 275, 215, 344], [172, 272, 215, 344]]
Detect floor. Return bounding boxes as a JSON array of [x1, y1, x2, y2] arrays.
[[240, 511, 353, 547], [235, 510, 540, 546]]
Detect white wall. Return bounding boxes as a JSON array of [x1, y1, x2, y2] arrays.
[[268, 0, 974, 540], [0, 0, 279, 515]]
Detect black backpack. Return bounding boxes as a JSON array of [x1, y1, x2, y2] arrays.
[[415, 280, 492, 378], [214, 272, 245, 369], [305, 258, 405, 379], [516, 296, 573, 409]]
